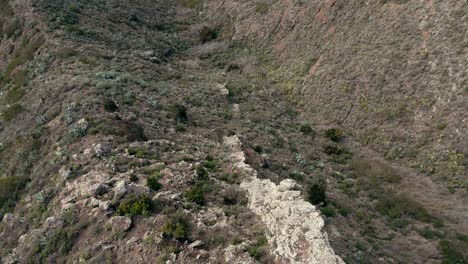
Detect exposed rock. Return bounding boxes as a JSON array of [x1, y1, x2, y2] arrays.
[[114, 180, 128, 199], [99, 201, 112, 211], [94, 143, 111, 158], [224, 135, 344, 264], [223, 244, 256, 264], [188, 240, 203, 249], [89, 183, 110, 197], [2, 213, 15, 226], [109, 216, 132, 232]]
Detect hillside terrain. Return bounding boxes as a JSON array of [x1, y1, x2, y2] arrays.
[[0, 0, 467, 263]]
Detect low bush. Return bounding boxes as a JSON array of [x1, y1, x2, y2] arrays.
[[320, 206, 336, 217], [161, 211, 191, 241], [300, 124, 315, 136], [439, 240, 466, 264], [4, 87, 26, 104], [1, 103, 24, 121], [307, 180, 327, 205], [169, 104, 188, 123], [116, 195, 152, 217], [199, 26, 218, 43], [146, 176, 162, 191], [324, 128, 343, 142], [103, 98, 118, 112], [34, 228, 77, 260], [184, 185, 205, 205], [0, 175, 29, 213]]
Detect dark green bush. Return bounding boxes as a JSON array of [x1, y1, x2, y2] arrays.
[[289, 171, 304, 182], [320, 206, 336, 217], [253, 145, 263, 153], [199, 26, 218, 43], [35, 229, 77, 260], [307, 180, 327, 205], [169, 104, 188, 123], [324, 128, 343, 142], [103, 98, 118, 112], [147, 176, 162, 191], [161, 211, 191, 241], [300, 124, 315, 135], [116, 195, 152, 217], [0, 175, 28, 213]]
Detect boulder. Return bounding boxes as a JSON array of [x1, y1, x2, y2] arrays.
[[109, 216, 132, 232]]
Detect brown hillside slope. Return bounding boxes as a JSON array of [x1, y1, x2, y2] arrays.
[[206, 0, 467, 191]]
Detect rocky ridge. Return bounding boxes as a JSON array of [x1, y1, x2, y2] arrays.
[[225, 135, 344, 263]]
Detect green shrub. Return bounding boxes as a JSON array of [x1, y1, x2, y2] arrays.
[[1, 103, 24, 121], [324, 128, 343, 142], [35, 229, 77, 259], [4, 87, 26, 104], [439, 240, 466, 264], [289, 171, 304, 182], [199, 26, 218, 43], [300, 124, 315, 135], [116, 195, 152, 217], [147, 176, 162, 191], [0, 175, 29, 213], [418, 226, 444, 239], [320, 206, 336, 217], [184, 185, 205, 205], [2, 35, 45, 82], [169, 104, 188, 123], [0, 0, 14, 17], [456, 233, 468, 243], [253, 145, 263, 153], [307, 180, 326, 205], [103, 98, 118, 112], [323, 144, 353, 164], [161, 211, 191, 241], [244, 234, 269, 261], [202, 159, 217, 170], [196, 166, 208, 180]]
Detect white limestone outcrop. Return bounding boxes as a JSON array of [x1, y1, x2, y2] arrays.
[[224, 135, 344, 264]]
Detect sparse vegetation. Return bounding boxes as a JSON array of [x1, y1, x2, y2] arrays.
[[0, 175, 29, 213], [184, 185, 205, 205], [161, 211, 191, 241]]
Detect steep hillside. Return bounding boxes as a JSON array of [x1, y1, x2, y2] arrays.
[[206, 0, 467, 191], [0, 0, 467, 263]]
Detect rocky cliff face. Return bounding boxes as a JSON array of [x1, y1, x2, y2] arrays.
[[206, 0, 467, 191]]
